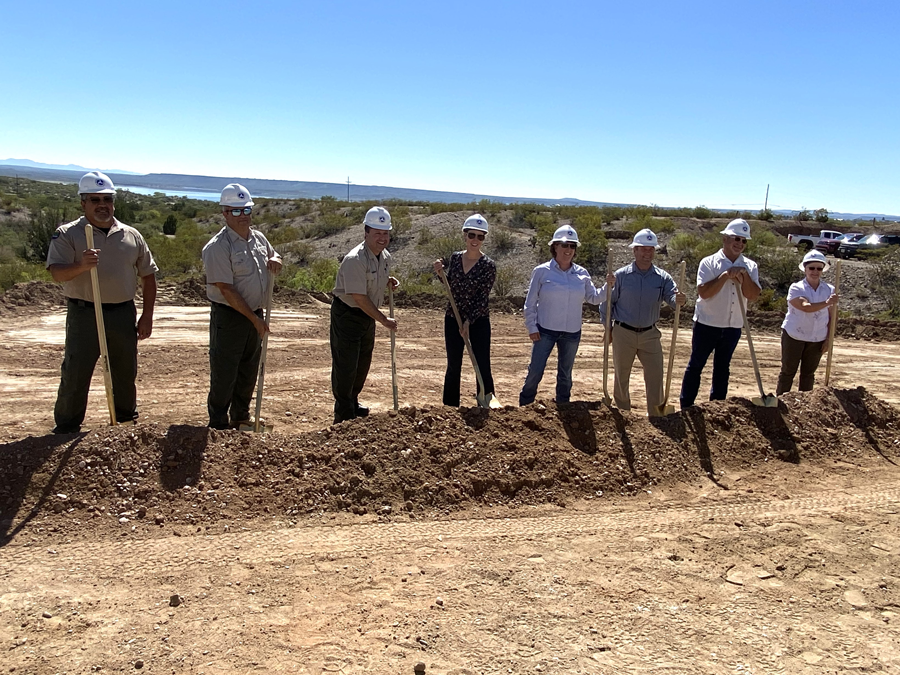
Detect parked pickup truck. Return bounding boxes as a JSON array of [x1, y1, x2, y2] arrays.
[[786, 230, 844, 250], [816, 232, 862, 256]]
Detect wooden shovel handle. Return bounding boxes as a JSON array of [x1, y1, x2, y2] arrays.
[[84, 225, 117, 426], [824, 260, 841, 386]]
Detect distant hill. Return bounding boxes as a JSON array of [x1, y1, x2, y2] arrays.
[[0, 162, 896, 220]]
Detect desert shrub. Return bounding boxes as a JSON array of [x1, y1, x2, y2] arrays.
[[757, 208, 774, 222], [396, 268, 442, 296], [493, 264, 525, 298], [0, 260, 52, 292], [692, 206, 713, 220], [756, 288, 787, 312], [420, 234, 463, 262], [487, 226, 516, 255], [301, 212, 352, 239], [162, 215, 178, 235], [267, 225, 302, 246], [390, 207, 413, 238], [667, 232, 721, 271], [146, 221, 207, 277], [287, 258, 340, 292], [814, 208, 829, 223], [25, 207, 72, 262], [280, 240, 315, 264], [796, 209, 811, 222], [869, 249, 900, 317], [623, 214, 676, 235], [754, 246, 801, 293]]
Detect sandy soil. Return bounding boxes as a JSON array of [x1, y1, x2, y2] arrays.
[[2, 295, 900, 674]]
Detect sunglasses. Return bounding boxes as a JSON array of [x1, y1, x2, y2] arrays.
[[466, 231, 486, 241], [806, 265, 824, 271], [729, 236, 747, 244], [228, 207, 253, 216], [558, 242, 577, 249], [86, 196, 115, 204]]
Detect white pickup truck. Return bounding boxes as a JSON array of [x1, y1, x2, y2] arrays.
[[786, 230, 844, 250]]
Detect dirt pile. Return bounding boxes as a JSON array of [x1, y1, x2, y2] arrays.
[[2, 387, 898, 544], [0, 280, 65, 315]]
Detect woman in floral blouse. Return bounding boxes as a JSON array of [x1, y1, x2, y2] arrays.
[[433, 213, 497, 406]]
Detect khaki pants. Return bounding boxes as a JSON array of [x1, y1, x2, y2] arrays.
[[612, 323, 664, 415]]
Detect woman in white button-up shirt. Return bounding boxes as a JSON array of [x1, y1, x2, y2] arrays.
[[776, 250, 839, 395], [519, 225, 604, 405]]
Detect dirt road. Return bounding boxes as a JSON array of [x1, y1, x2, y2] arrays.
[[2, 303, 900, 674]]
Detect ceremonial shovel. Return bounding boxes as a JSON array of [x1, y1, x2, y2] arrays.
[[734, 279, 778, 407], [241, 274, 275, 433], [655, 260, 686, 416], [84, 224, 118, 426], [438, 269, 501, 409], [601, 249, 613, 407], [389, 286, 399, 411], [824, 260, 842, 386]]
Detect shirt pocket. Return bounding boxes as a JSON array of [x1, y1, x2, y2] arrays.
[[232, 252, 254, 277]]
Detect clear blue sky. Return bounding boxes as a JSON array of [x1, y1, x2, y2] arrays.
[[5, 1, 899, 214]]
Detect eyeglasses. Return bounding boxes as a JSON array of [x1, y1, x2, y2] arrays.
[[806, 265, 824, 271], [558, 242, 577, 249], [466, 231, 486, 241], [86, 196, 114, 204], [228, 207, 253, 216], [729, 236, 747, 244]]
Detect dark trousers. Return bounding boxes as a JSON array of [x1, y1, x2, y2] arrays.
[[443, 313, 494, 407], [679, 321, 742, 408], [330, 298, 376, 422], [777, 330, 825, 395], [54, 299, 138, 432], [208, 302, 262, 429]]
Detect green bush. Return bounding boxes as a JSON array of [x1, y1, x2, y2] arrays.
[[162, 215, 178, 235], [396, 268, 442, 296], [493, 264, 525, 298], [757, 208, 774, 222], [0, 260, 52, 293], [420, 234, 463, 262], [667, 232, 721, 271], [287, 258, 340, 292], [756, 288, 787, 312], [267, 225, 302, 246], [692, 206, 713, 220], [814, 208, 829, 223], [25, 207, 72, 263], [869, 249, 900, 316], [487, 226, 516, 255]]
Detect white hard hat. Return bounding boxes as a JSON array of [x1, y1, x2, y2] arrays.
[[220, 183, 254, 207], [799, 249, 830, 272], [548, 225, 579, 246], [364, 206, 392, 230], [720, 218, 752, 239], [78, 171, 116, 195], [628, 228, 658, 248], [462, 213, 489, 233]]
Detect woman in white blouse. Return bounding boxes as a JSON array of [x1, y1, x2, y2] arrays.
[[776, 250, 839, 395], [519, 225, 604, 405]]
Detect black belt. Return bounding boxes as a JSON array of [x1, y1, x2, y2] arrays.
[[211, 301, 263, 317], [615, 321, 655, 333], [69, 298, 132, 309]]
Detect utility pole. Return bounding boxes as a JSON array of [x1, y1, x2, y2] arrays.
[[763, 184, 769, 211], [346, 177, 351, 202]]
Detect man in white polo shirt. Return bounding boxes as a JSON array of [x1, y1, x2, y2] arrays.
[[202, 184, 282, 430], [330, 206, 399, 424], [46, 171, 158, 433], [679, 218, 761, 408]]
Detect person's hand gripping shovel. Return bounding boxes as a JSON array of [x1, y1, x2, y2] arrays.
[[438, 269, 500, 409]]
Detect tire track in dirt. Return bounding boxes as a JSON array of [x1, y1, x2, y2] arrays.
[[3, 482, 898, 574]]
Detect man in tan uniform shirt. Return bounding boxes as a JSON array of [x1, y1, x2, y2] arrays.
[[46, 171, 158, 433]]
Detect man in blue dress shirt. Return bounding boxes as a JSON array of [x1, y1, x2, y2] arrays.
[[600, 228, 685, 415]]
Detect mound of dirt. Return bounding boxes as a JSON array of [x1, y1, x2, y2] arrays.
[[0, 280, 65, 315], [2, 387, 898, 545]]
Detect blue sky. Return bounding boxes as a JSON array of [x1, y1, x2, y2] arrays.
[[4, 1, 898, 214]]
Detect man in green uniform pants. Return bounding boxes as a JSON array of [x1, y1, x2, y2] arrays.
[[46, 171, 158, 433], [202, 184, 282, 430], [330, 206, 399, 424]]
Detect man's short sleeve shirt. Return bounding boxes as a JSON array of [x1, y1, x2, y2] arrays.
[[333, 242, 392, 309], [201, 226, 277, 311], [693, 249, 761, 328], [46, 217, 158, 303]]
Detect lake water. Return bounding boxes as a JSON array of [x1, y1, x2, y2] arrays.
[[118, 185, 219, 201]]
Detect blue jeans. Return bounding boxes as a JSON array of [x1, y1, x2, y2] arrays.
[[519, 326, 582, 405], [679, 321, 742, 408]]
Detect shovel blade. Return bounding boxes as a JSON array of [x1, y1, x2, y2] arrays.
[[488, 394, 502, 409], [239, 420, 274, 433], [655, 404, 676, 417], [751, 396, 779, 408]]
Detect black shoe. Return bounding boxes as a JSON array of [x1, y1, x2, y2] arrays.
[[355, 405, 369, 417], [208, 422, 230, 430], [52, 426, 80, 435]]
